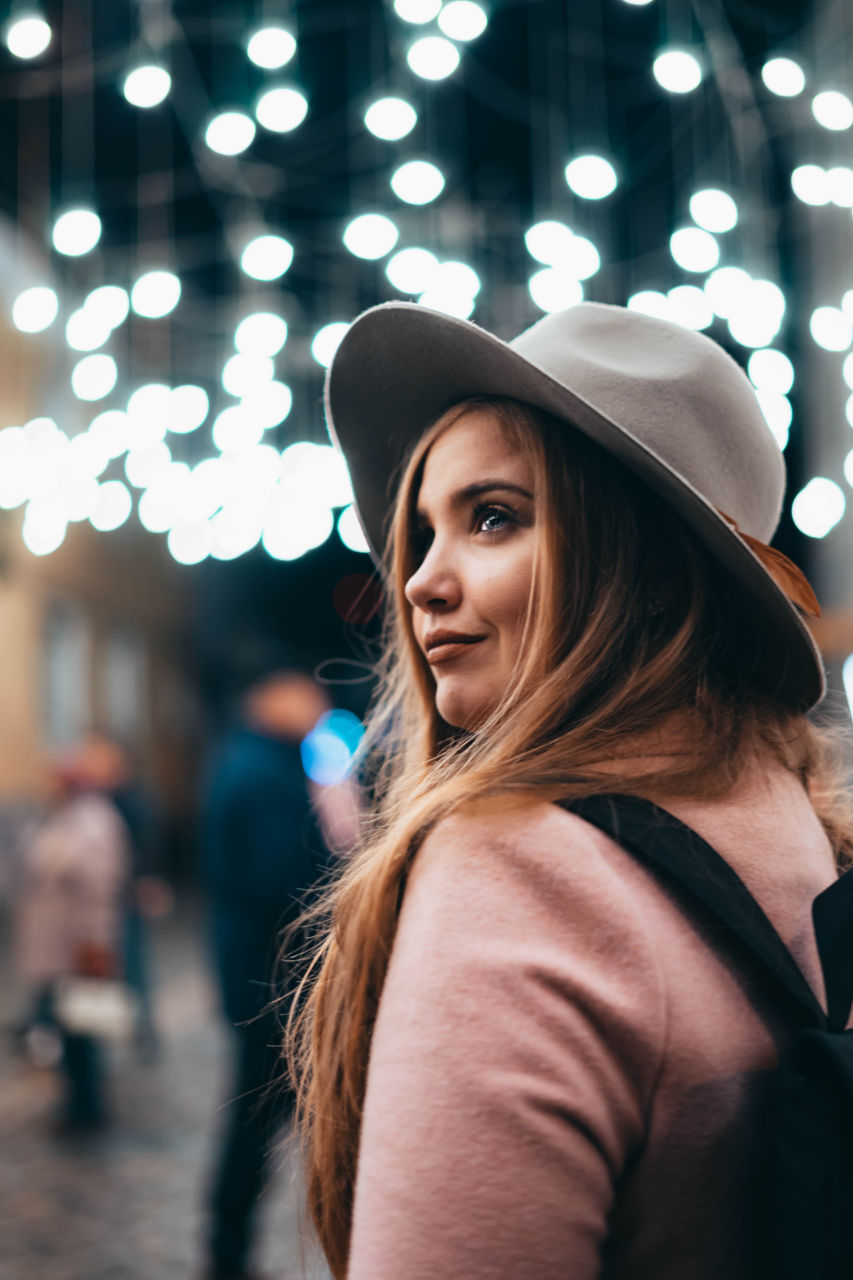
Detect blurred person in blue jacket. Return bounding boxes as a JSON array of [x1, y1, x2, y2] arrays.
[[200, 668, 357, 1280]]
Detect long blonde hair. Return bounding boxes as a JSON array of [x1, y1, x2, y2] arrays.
[[290, 396, 851, 1278]]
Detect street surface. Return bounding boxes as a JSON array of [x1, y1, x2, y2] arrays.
[[0, 898, 330, 1280]]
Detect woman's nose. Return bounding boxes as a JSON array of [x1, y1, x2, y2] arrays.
[[405, 542, 462, 612]]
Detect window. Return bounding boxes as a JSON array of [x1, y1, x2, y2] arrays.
[[42, 598, 90, 746], [102, 625, 147, 740]]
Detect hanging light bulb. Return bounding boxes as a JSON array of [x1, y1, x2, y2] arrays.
[[205, 111, 256, 155], [130, 270, 181, 318], [52, 208, 102, 256], [364, 97, 417, 141], [652, 49, 702, 93], [246, 27, 297, 70], [407, 36, 460, 80], [6, 11, 51, 60], [255, 87, 308, 132], [12, 286, 58, 333], [122, 64, 171, 108], [391, 160, 445, 204], [240, 234, 294, 281]]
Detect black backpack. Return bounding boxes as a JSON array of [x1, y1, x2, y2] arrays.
[[558, 793, 853, 1280]]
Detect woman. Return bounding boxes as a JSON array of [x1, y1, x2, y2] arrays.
[[16, 746, 131, 1132], [292, 301, 848, 1278]]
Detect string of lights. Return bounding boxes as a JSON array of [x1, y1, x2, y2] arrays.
[[0, 0, 851, 568]]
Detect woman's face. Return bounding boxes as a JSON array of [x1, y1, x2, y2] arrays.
[[405, 409, 537, 730]]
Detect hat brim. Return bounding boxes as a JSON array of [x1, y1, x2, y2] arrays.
[[325, 302, 824, 710]]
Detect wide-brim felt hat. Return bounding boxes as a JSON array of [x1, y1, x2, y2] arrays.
[[325, 300, 824, 710]]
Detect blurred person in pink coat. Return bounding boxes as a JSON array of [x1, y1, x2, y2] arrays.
[[15, 747, 131, 1134], [285, 301, 849, 1279]]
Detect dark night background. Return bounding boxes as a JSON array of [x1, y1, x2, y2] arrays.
[[0, 0, 834, 713]]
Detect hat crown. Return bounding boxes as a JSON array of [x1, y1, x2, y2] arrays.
[[510, 303, 785, 542]]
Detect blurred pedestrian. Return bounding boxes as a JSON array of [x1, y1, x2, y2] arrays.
[[80, 731, 172, 1058], [14, 748, 131, 1135], [200, 669, 340, 1280]]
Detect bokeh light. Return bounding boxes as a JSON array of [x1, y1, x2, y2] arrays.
[[12, 286, 58, 333], [65, 307, 111, 352], [528, 269, 583, 313], [394, 0, 442, 23], [653, 50, 702, 93], [810, 306, 852, 352], [407, 36, 461, 80], [704, 266, 752, 318], [666, 285, 713, 330], [791, 477, 845, 538], [23, 498, 66, 556], [52, 208, 102, 256], [727, 279, 785, 349], [761, 57, 805, 97], [234, 313, 288, 357], [343, 213, 399, 259], [89, 480, 132, 532], [391, 159, 445, 204], [669, 227, 719, 272], [246, 27, 296, 70], [169, 385, 210, 434], [125, 442, 172, 489], [386, 246, 439, 293], [337, 506, 371, 554], [71, 355, 118, 402], [168, 521, 213, 565], [812, 90, 853, 131], [525, 220, 574, 265], [221, 354, 275, 398], [240, 381, 293, 429], [123, 64, 171, 108], [418, 260, 481, 318], [828, 167, 853, 207], [240, 234, 293, 281], [627, 290, 669, 319], [6, 14, 51, 59], [438, 1, 488, 41], [747, 349, 795, 395], [131, 270, 181, 318], [689, 189, 737, 233], [212, 407, 264, 454], [564, 155, 617, 199], [300, 710, 365, 785], [126, 384, 170, 449], [205, 111, 256, 155], [791, 164, 830, 206], [88, 410, 130, 459], [364, 97, 417, 141], [84, 285, 130, 329], [255, 87, 308, 132]]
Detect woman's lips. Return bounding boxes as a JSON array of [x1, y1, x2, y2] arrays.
[[426, 638, 485, 665]]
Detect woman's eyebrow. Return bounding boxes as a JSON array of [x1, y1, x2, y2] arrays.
[[415, 479, 534, 524], [456, 480, 534, 503]]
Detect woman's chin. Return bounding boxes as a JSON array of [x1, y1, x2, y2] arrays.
[[435, 683, 493, 733]]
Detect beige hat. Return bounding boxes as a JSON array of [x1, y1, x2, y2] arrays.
[[325, 300, 824, 709]]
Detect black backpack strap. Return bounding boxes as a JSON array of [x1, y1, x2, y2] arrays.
[[559, 793, 827, 1029], [812, 869, 853, 1033]]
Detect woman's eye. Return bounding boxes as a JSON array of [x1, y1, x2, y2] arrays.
[[476, 505, 513, 534]]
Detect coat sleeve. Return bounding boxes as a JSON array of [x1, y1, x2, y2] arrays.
[[347, 801, 668, 1280]]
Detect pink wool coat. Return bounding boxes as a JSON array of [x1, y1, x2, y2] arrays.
[[347, 760, 837, 1279]]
